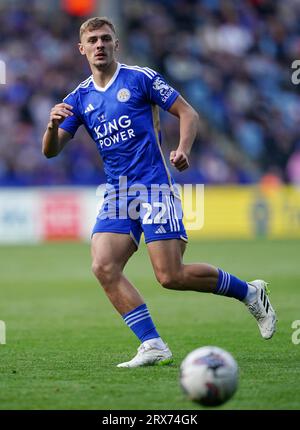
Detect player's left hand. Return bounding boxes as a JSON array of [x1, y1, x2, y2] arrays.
[[170, 149, 190, 171]]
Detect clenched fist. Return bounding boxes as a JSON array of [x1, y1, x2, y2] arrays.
[[170, 149, 190, 171], [48, 103, 74, 128]]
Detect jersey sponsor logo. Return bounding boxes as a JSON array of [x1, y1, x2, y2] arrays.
[[152, 77, 174, 103], [117, 88, 131, 102], [98, 114, 106, 123], [93, 115, 136, 148]]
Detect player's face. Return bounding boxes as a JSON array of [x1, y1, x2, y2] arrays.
[[79, 25, 119, 69]]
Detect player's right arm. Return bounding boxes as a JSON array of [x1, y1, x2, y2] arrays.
[[42, 103, 74, 158]]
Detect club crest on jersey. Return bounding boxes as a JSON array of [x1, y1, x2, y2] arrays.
[[117, 88, 131, 102]]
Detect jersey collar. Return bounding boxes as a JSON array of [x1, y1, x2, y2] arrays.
[[92, 62, 121, 92]]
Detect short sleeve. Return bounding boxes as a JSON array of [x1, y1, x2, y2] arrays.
[[59, 92, 83, 137], [140, 70, 179, 111]]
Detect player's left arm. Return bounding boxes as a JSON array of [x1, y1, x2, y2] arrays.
[[168, 95, 199, 171]]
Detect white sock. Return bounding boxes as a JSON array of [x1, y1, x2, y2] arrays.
[[243, 283, 257, 304], [143, 337, 166, 350]]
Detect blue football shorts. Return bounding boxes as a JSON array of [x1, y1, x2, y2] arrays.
[[92, 187, 188, 247]]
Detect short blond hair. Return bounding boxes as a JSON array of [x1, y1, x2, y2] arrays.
[[79, 17, 116, 41]]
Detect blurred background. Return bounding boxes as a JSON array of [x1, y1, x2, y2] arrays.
[[0, 0, 300, 242]]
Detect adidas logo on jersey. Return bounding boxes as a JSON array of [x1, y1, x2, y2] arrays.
[[155, 225, 167, 234], [84, 104, 94, 113]]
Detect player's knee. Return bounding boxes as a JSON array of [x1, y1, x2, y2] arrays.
[[156, 270, 183, 290], [92, 258, 119, 286]]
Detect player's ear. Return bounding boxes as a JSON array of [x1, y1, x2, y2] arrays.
[[78, 43, 86, 56], [114, 39, 119, 52]]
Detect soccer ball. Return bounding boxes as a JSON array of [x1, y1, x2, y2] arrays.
[[180, 346, 238, 406]]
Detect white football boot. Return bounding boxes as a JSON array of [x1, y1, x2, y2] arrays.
[[245, 280, 277, 339], [117, 341, 173, 368]]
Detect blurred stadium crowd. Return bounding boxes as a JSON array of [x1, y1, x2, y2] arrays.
[[1, 0, 300, 186]]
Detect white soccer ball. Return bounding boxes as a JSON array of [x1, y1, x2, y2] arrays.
[[180, 346, 238, 406]]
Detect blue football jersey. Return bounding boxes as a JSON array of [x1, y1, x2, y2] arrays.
[[59, 63, 179, 189]]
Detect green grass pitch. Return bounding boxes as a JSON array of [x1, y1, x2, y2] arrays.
[[0, 239, 299, 410]]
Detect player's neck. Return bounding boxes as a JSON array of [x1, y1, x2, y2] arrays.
[[92, 61, 118, 88]]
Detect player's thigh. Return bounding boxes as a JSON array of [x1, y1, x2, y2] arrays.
[[91, 232, 137, 271], [146, 239, 186, 279]]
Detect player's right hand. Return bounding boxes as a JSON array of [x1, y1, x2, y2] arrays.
[[48, 103, 74, 127]]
